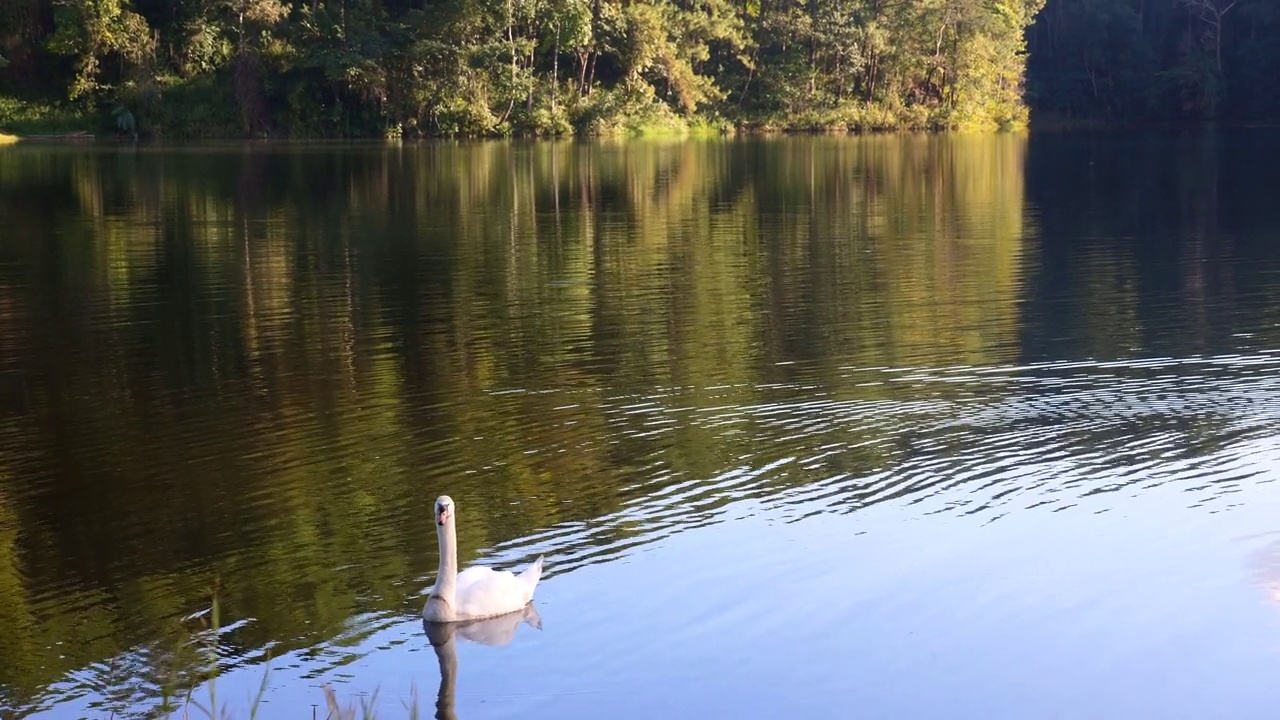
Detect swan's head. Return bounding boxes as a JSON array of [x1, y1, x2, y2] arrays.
[[435, 495, 455, 527]]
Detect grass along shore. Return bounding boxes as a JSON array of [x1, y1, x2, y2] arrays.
[[0, 95, 99, 140]]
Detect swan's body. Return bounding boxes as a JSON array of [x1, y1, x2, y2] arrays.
[[423, 495, 543, 623], [436, 562, 543, 620]]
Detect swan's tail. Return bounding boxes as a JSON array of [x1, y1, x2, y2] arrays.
[[517, 555, 544, 601]]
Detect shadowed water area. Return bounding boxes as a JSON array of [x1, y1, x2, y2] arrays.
[[3, 132, 1280, 718]]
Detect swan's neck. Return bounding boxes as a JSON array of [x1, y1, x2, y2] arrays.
[[432, 519, 459, 606]]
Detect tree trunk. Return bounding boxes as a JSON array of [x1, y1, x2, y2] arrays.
[[552, 28, 560, 117], [1215, 10, 1223, 73], [527, 44, 536, 116], [737, 45, 759, 107], [508, 0, 517, 77], [865, 49, 878, 102]]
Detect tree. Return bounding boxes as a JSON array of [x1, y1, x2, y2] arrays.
[[47, 0, 155, 100], [1180, 0, 1238, 74]]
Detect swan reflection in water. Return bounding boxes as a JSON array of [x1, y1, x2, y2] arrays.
[[423, 603, 543, 720]]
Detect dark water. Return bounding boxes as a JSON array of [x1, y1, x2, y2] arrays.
[[2, 132, 1280, 719]]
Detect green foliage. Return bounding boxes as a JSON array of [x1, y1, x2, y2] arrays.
[[110, 103, 136, 137], [571, 84, 690, 135], [4, 0, 1052, 136], [46, 0, 156, 100], [0, 95, 99, 135], [738, 0, 1044, 131], [142, 75, 242, 138]]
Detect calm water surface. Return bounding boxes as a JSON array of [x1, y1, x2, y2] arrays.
[[3, 132, 1280, 718]]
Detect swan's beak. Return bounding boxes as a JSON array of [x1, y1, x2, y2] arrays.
[[437, 508, 450, 526]]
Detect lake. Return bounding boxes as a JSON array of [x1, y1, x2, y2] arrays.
[[3, 131, 1280, 719]]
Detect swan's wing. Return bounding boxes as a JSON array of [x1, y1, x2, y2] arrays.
[[454, 566, 530, 620], [455, 566, 497, 594]]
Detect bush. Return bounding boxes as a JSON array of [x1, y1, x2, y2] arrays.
[[139, 75, 242, 139], [0, 95, 98, 135], [569, 86, 692, 137]]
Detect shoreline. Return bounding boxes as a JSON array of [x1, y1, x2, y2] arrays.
[[3, 118, 1278, 146]]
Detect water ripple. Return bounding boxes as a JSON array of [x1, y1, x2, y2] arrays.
[[461, 352, 1280, 582]]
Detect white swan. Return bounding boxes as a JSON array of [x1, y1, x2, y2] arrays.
[[423, 495, 544, 623]]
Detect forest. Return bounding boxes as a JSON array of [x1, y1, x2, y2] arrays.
[[0, 0, 1043, 137], [0, 0, 1277, 138]]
